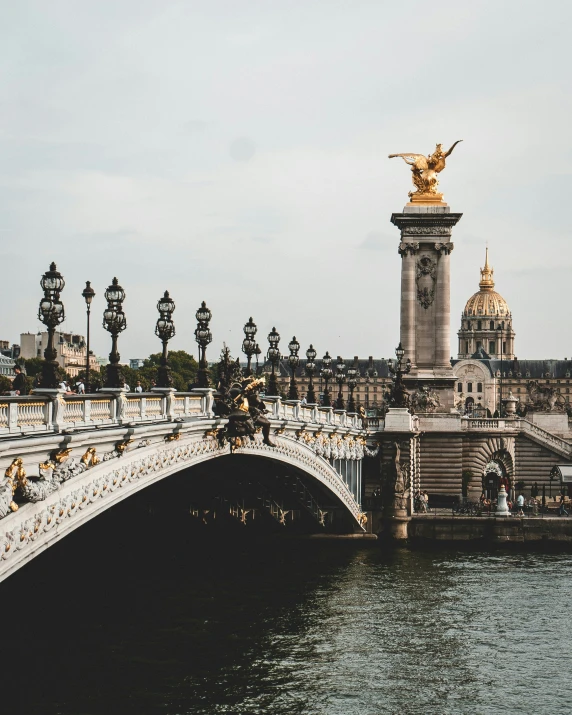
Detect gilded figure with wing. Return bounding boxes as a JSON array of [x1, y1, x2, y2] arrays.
[[389, 141, 462, 199]]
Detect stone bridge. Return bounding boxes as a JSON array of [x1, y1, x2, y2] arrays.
[[0, 390, 378, 583]]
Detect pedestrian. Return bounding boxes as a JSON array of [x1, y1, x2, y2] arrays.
[[423, 491, 429, 512], [76, 380, 85, 394], [516, 492, 525, 515], [558, 493, 569, 517], [134, 381, 143, 393], [300, 395, 307, 405], [531, 481, 539, 498], [12, 365, 27, 396], [124, 382, 131, 392], [59, 379, 67, 391]]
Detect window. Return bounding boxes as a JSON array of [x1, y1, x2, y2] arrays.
[[477, 383, 483, 392], [476, 341, 482, 350], [467, 382, 473, 393], [490, 321, 494, 330], [477, 321, 482, 330], [489, 341, 495, 354], [458, 383, 463, 393], [517, 388, 521, 393], [465, 341, 469, 354], [503, 341, 506, 353]]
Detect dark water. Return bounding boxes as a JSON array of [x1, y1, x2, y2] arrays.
[[3, 504, 572, 715]]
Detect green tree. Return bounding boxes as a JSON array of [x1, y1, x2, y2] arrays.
[[144, 350, 199, 392]]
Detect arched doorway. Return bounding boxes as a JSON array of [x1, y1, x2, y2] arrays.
[[482, 459, 509, 501], [465, 396, 475, 416]]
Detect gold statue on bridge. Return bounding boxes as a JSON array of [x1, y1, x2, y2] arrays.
[[389, 141, 462, 203]]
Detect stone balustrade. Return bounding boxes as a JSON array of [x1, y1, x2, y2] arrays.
[[0, 392, 367, 438]]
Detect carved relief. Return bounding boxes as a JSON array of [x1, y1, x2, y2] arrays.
[[416, 255, 437, 309], [435, 241, 454, 255], [402, 225, 453, 236]]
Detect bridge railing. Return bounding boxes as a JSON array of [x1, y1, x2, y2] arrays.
[[0, 390, 211, 436], [0, 391, 367, 438]]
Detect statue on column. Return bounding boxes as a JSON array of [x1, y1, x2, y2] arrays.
[[389, 141, 462, 199]]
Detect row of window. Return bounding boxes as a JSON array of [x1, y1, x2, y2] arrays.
[[463, 320, 508, 331], [458, 382, 483, 393]]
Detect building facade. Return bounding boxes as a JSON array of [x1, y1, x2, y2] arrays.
[[20, 331, 100, 378]]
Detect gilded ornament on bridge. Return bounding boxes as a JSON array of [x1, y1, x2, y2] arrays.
[[81, 447, 100, 467], [389, 141, 462, 203]]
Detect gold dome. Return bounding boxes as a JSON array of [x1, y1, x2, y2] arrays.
[[463, 248, 510, 317]]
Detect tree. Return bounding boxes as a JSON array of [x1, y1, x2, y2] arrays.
[[144, 350, 199, 391]]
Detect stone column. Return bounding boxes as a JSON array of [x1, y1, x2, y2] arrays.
[[399, 244, 418, 367], [435, 243, 452, 368]]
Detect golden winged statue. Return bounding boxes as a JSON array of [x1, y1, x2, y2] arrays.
[[389, 141, 462, 201]]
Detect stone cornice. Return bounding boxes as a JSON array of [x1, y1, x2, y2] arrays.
[[391, 212, 463, 238]]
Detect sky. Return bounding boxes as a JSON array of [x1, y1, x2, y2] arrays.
[[1, 0, 571, 363]]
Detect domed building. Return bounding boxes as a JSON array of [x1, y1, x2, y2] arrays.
[[457, 248, 515, 360]]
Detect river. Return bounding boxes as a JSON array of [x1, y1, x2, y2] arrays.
[[2, 503, 571, 715]]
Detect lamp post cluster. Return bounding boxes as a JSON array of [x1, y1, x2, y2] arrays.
[[33, 264, 364, 408]]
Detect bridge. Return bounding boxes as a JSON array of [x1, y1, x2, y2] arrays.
[[0, 390, 378, 583]]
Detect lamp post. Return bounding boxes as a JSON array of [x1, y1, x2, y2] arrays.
[[335, 356, 346, 410], [102, 277, 127, 389], [195, 301, 212, 388], [387, 342, 412, 408], [155, 291, 176, 388], [266, 326, 281, 396], [287, 336, 300, 400], [305, 344, 317, 403], [347, 357, 359, 413], [81, 281, 95, 393], [320, 351, 333, 406], [254, 343, 261, 375], [242, 317, 257, 376], [497, 324, 504, 417], [38, 262, 66, 389]]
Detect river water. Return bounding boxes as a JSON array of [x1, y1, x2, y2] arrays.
[[2, 509, 572, 715]]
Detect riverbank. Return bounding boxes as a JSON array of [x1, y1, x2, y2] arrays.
[[408, 513, 572, 545]]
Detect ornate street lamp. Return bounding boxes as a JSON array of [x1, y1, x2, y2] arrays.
[[242, 317, 257, 376], [305, 344, 317, 404], [387, 342, 412, 408], [320, 351, 333, 407], [102, 277, 127, 389], [347, 357, 359, 413], [38, 262, 66, 389], [155, 291, 176, 388], [287, 336, 300, 400], [195, 301, 212, 388], [81, 281, 95, 393], [335, 356, 346, 410], [266, 326, 281, 396]]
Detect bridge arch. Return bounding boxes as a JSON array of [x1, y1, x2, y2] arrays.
[[0, 433, 364, 583]]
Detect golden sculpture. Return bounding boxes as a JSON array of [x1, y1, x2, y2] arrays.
[[389, 141, 462, 203]]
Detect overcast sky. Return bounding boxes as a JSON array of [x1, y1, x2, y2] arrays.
[[1, 0, 570, 364]]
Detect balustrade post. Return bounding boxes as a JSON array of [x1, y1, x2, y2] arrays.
[[51, 395, 67, 432], [8, 402, 18, 433], [83, 397, 91, 424], [191, 388, 215, 418], [311, 405, 319, 423]]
